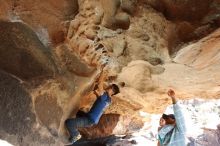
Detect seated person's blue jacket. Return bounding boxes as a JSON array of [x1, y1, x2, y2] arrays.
[[87, 92, 111, 124]]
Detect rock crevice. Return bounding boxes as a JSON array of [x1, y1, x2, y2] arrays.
[[1, 0, 220, 145]]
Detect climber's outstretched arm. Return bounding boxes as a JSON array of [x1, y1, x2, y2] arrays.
[[94, 66, 108, 96]]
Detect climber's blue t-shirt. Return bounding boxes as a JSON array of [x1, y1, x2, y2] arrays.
[[87, 92, 111, 124]]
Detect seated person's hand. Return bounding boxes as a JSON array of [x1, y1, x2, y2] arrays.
[[167, 89, 178, 104], [167, 89, 175, 98]]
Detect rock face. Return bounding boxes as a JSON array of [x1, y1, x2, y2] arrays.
[[0, 0, 78, 45], [1, 0, 220, 145], [118, 60, 165, 93], [0, 21, 56, 80], [145, 0, 220, 52], [174, 28, 220, 69], [0, 70, 34, 142], [0, 70, 61, 146]]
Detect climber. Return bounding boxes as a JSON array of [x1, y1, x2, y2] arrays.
[[65, 68, 120, 145], [157, 89, 186, 146]]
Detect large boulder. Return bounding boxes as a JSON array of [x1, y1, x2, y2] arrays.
[[118, 60, 164, 93], [0, 0, 79, 45], [0, 21, 57, 80], [174, 28, 220, 69]]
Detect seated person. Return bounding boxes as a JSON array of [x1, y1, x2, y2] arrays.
[[158, 89, 186, 146]]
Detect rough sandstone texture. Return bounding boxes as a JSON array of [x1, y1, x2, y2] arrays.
[[1, 0, 220, 145]]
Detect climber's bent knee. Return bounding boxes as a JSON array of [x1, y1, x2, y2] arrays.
[[65, 119, 73, 127]]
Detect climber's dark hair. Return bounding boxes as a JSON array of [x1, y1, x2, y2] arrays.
[[111, 84, 120, 95]]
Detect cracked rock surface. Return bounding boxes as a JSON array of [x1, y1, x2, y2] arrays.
[[1, 0, 220, 145]]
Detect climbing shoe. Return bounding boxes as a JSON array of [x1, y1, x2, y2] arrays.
[[67, 134, 82, 145]]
